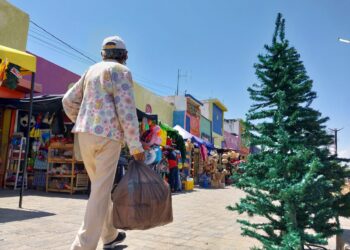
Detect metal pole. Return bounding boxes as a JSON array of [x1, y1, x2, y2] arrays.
[[177, 69, 180, 96], [335, 130, 338, 155], [330, 128, 343, 156], [19, 72, 35, 208]]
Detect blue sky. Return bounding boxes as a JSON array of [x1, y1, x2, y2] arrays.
[[9, 0, 350, 157]]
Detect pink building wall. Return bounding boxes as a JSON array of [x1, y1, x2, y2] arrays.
[[223, 130, 240, 151], [26, 53, 80, 95]]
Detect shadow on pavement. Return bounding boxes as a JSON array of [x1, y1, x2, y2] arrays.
[[0, 189, 89, 200], [0, 207, 56, 223], [112, 245, 128, 249]]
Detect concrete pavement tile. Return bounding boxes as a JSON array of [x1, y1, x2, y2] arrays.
[[0, 187, 342, 250]]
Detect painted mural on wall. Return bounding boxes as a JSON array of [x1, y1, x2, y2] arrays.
[[189, 114, 200, 137], [185, 99, 201, 137]]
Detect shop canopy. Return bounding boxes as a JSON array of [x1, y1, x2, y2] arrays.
[[173, 125, 192, 140], [173, 125, 215, 149], [0, 95, 63, 113], [0, 45, 36, 74], [137, 109, 158, 123], [0, 95, 159, 121]]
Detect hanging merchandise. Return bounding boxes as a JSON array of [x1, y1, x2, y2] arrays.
[[185, 139, 193, 168], [141, 117, 149, 133], [20, 114, 36, 128], [222, 158, 229, 164], [159, 122, 186, 163], [42, 112, 55, 126], [154, 146, 162, 163], [30, 113, 43, 138], [144, 148, 157, 165], [141, 125, 162, 149], [2, 63, 22, 89], [0, 58, 9, 84], [200, 144, 208, 161], [159, 128, 167, 146]]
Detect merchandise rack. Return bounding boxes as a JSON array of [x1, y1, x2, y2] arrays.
[[4, 136, 27, 190], [46, 144, 88, 194]]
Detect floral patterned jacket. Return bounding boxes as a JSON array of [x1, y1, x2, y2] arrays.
[[62, 60, 143, 155]]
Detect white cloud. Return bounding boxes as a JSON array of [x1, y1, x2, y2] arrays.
[[338, 148, 350, 159]]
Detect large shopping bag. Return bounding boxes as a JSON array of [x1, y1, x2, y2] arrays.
[[112, 160, 173, 230]]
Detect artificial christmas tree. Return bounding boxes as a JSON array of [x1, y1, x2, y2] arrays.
[[230, 13, 350, 250]]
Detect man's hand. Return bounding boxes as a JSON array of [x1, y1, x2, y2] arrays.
[[133, 152, 145, 162]]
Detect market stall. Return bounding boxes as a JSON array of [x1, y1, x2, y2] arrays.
[[0, 44, 36, 207], [172, 125, 229, 189], [0, 94, 163, 195], [0, 95, 88, 194]]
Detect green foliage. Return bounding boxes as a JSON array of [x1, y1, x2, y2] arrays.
[[232, 13, 350, 249]]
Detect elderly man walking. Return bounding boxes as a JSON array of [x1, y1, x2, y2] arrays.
[[63, 35, 145, 250]]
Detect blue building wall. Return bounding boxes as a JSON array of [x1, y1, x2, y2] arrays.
[[173, 111, 185, 127], [185, 115, 191, 132], [213, 103, 223, 135]]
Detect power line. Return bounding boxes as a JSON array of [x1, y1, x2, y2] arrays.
[[28, 34, 92, 65], [28, 35, 92, 66], [30, 26, 99, 62], [133, 73, 176, 91], [30, 20, 97, 63], [134, 78, 172, 96], [28, 33, 93, 63], [28, 20, 179, 96]]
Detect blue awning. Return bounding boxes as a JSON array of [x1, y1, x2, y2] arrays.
[[173, 125, 215, 149]]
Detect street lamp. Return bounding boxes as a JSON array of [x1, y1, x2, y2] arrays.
[[339, 38, 350, 44]]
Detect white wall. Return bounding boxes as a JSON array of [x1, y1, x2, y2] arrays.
[[163, 95, 187, 111], [224, 119, 241, 135], [200, 103, 210, 120]]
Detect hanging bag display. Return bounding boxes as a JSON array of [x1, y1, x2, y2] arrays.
[[112, 160, 173, 230]]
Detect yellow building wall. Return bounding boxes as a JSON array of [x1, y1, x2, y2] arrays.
[[0, 0, 29, 51], [0, 109, 12, 186], [213, 132, 224, 148], [134, 82, 174, 125]]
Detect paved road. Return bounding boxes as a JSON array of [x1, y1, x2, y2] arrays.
[[0, 187, 347, 249]]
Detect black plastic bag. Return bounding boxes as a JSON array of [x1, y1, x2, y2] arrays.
[[112, 160, 173, 230]]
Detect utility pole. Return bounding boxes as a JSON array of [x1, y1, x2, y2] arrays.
[[330, 128, 343, 155], [176, 69, 187, 96]]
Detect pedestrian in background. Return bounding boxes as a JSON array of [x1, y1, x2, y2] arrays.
[[166, 143, 179, 193], [62, 35, 145, 250]]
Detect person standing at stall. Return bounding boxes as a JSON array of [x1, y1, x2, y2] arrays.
[[166, 139, 179, 192], [62, 35, 145, 250]]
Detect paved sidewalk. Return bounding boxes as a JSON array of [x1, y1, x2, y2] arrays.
[[0, 187, 348, 249]]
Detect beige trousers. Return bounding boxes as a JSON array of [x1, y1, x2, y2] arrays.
[[71, 133, 122, 250]]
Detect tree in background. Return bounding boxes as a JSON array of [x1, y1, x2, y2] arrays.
[[230, 13, 350, 249]]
